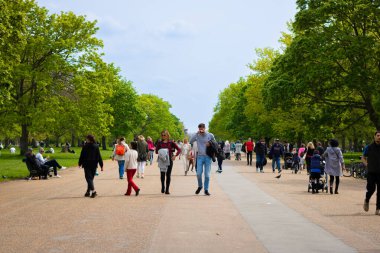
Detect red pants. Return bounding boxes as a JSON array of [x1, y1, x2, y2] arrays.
[[126, 169, 139, 195]]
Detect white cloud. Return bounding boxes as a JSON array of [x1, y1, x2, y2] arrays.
[[156, 20, 196, 39], [36, 0, 297, 132]]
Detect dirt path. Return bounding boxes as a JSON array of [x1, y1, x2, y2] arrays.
[[0, 158, 379, 253]]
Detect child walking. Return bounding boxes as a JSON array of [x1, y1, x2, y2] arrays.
[[124, 141, 140, 196]]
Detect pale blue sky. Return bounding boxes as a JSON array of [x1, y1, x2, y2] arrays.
[[37, 0, 297, 132]]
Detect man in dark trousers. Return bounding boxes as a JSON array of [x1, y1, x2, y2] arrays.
[[362, 131, 380, 215]]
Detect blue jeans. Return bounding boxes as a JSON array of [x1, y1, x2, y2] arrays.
[[196, 155, 212, 190], [118, 160, 125, 178], [272, 156, 281, 172], [149, 150, 154, 165], [256, 154, 265, 170]]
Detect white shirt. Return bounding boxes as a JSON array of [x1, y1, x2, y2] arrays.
[[124, 149, 138, 170], [35, 152, 47, 163]]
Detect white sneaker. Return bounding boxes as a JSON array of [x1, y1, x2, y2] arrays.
[[54, 175, 61, 178], [60, 167, 67, 170]]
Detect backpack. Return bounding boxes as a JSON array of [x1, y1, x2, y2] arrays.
[[242, 143, 246, 153], [217, 145, 225, 160], [115, 144, 125, 156]]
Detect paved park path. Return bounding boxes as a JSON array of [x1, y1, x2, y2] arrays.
[[1, 157, 379, 253]]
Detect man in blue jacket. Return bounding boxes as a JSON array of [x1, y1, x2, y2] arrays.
[[269, 138, 284, 173]]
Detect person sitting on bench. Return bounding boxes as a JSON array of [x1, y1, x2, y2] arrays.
[[36, 148, 66, 178], [25, 148, 50, 179]]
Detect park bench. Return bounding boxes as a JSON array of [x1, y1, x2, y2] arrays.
[[22, 158, 51, 180]]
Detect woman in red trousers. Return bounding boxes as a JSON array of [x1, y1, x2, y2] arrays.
[[124, 141, 140, 196]]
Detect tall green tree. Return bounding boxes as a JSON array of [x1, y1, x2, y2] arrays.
[[136, 94, 184, 141], [264, 0, 380, 129], [0, 2, 104, 154], [0, 0, 32, 104], [107, 78, 142, 141]]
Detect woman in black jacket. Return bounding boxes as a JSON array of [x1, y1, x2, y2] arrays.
[[78, 134, 103, 198]]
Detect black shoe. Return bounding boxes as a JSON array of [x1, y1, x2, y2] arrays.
[[205, 190, 211, 196], [165, 191, 170, 195], [161, 187, 165, 193], [195, 187, 202, 194], [135, 189, 140, 196], [330, 187, 333, 194], [84, 191, 90, 197], [90, 191, 97, 198]]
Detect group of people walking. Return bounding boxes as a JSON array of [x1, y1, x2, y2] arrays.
[[76, 129, 380, 216], [78, 123, 216, 198]]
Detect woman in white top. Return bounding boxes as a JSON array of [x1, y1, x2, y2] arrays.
[[224, 141, 231, 160], [124, 141, 140, 196], [112, 137, 129, 179], [181, 138, 191, 175], [322, 139, 345, 194]]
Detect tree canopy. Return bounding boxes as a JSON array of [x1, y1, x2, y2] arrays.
[[209, 0, 378, 149], [0, 0, 185, 153]]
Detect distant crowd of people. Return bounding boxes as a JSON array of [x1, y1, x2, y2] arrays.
[[19, 127, 380, 216]]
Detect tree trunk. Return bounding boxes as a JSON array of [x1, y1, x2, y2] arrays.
[[55, 136, 60, 147], [341, 134, 346, 152], [71, 133, 75, 147], [101, 136, 107, 150], [353, 137, 359, 152], [20, 124, 29, 155]]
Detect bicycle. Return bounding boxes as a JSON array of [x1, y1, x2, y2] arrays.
[[343, 159, 367, 179]]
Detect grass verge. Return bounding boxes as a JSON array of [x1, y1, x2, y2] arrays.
[[0, 147, 113, 182]]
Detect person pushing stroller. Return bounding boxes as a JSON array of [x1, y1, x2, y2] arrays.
[[309, 150, 324, 194]]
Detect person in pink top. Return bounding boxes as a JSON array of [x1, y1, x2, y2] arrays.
[[298, 144, 306, 171], [147, 136, 155, 165]]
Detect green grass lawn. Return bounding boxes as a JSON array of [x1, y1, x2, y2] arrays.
[[343, 152, 363, 164], [0, 147, 113, 182]]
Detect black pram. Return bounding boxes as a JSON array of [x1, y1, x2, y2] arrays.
[[282, 152, 293, 170], [308, 160, 328, 193]]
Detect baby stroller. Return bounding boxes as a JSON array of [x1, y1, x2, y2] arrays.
[[292, 153, 300, 174], [307, 161, 328, 193], [282, 152, 293, 170]]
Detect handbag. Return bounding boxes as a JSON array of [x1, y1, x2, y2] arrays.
[[263, 157, 267, 166]]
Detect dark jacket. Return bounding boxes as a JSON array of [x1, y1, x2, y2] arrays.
[[254, 142, 267, 155], [269, 143, 284, 158], [79, 143, 103, 169], [206, 140, 224, 161], [364, 142, 380, 174], [137, 140, 149, 162]]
